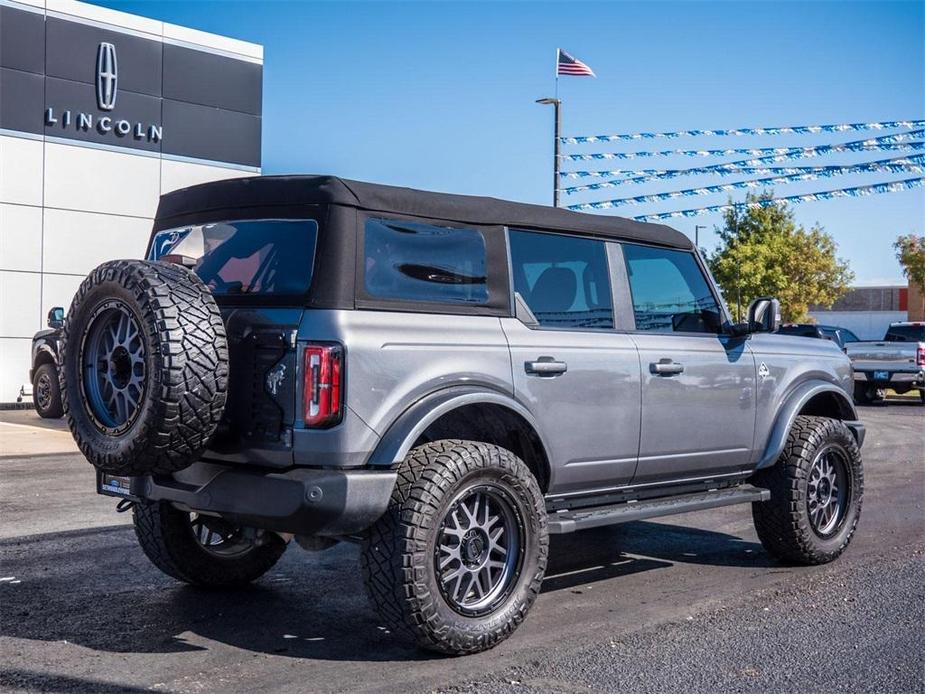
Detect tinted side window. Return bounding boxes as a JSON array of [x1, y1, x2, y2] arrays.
[[509, 230, 613, 329], [364, 218, 488, 304], [623, 244, 723, 334]]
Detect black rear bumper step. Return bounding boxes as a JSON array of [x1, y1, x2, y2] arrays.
[[548, 484, 770, 534]]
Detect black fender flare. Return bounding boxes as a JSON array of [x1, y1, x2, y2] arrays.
[[755, 380, 863, 469], [364, 385, 552, 469]]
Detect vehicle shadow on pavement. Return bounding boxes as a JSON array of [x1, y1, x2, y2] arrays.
[[0, 520, 774, 663], [541, 520, 777, 593]]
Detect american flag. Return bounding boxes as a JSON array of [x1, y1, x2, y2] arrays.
[[557, 49, 596, 77]]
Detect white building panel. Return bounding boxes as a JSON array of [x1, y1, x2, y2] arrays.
[[0, 135, 44, 207], [0, 337, 34, 403], [0, 270, 42, 338], [44, 143, 161, 219], [43, 208, 151, 276], [0, 203, 43, 273], [41, 272, 84, 317]]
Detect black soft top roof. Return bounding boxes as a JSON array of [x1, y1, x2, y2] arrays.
[[155, 174, 693, 250]]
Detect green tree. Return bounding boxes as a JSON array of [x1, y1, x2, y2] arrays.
[[894, 233, 925, 316], [707, 191, 854, 322]]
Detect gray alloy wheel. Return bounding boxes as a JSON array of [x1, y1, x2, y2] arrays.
[[435, 485, 524, 617], [806, 444, 851, 538]]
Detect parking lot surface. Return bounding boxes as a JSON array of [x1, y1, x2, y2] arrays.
[[1, 403, 922, 693]]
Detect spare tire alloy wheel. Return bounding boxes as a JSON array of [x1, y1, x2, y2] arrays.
[[80, 300, 146, 433], [61, 259, 229, 476]]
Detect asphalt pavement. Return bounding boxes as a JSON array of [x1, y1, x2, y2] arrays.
[[0, 403, 922, 693]]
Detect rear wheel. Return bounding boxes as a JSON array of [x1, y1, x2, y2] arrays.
[[33, 363, 63, 418], [751, 416, 863, 565], [133, 501, 287, 587], [361, 440, 548, 655]]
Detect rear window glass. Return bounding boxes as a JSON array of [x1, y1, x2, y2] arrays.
[[364, 218, 488, 304], [149, 220, 317, 297], [885, 324, 925, 342]]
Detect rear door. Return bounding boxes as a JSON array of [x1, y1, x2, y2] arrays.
[[620, 243, 756, 485], [502, 229, 641, 496], [149, 218, 318, 466]]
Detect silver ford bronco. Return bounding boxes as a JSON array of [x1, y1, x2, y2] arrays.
[[60, 175, 865, 655]]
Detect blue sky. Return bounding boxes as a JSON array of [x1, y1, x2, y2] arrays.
[[92, 0, 924, 284]]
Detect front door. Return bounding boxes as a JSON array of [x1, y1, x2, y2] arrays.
[[621, 243, 756, 485], [503, 230, 641, 496]]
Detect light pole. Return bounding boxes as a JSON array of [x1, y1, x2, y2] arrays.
[[694, 224, 706, 248], [536, 97, 561, 207]]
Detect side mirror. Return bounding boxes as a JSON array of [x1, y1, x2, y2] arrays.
[[47, 306, 65, 330], [746, 297, 781, 333]]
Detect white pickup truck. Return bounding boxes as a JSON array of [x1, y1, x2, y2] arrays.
[[846, 321, 925, 404]]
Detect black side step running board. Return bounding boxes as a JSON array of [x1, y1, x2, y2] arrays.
[[548, 485, 770, 535]]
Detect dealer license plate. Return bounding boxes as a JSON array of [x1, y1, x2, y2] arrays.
[[98, 473, 135, 499], [872, 370, 890, 382]]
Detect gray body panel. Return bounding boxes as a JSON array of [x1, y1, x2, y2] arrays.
[[501, 318, 641, 494], [631, 333, 756, 483]]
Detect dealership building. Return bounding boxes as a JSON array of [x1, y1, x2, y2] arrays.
[[0, 0, 263, 402]]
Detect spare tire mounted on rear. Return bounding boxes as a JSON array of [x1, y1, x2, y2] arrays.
[[60, 259, 228, 476]]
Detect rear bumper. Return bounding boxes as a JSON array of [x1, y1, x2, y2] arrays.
[[124, 463, 396, 537], [853, 369, 924, 385]]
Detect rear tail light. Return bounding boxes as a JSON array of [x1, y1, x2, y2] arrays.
[[917, 345, 925, 367], [303, 343, 344, 428]]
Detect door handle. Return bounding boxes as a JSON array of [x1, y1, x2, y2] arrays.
[[525, 357, 568, 376], [650, 359, 684, 376]]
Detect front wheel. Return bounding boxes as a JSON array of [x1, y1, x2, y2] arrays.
[[33, 363, 63, 418], [751, 416, 863, 565], [360, 440, 548, 655], [133, 501, 287, 587]]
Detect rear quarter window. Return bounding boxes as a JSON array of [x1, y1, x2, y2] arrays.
[[363, 218, 489, 305]]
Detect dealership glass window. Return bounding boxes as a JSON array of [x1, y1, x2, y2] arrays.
[[622, 243, 723, 334], [363, 218, 489, 304], [508, 230, 614, 330], [148, 220, 317, 296]]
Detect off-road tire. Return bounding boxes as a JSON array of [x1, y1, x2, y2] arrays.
[[60, 259, 228, 476], [751, 416, 863, 565], [360, 440, 548, 655], [133, 501, 287, 587], [33, 363, 63, 418]]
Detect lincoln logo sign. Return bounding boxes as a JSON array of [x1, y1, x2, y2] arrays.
[[96, 42, 118, 111], [43, 41, 163, 144]]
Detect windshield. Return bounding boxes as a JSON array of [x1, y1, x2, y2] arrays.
[[149, 220, 318, 297], [884, 324, 925, 342]]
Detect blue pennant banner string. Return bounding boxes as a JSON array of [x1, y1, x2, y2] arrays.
[[561, 119, 925, 144], [566, 178, 925, 219], [560, 155, 925, 195], [561, 130, 925, 161], [562, 152, 925, 181]]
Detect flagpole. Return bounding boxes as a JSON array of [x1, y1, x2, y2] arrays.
[[537, 51, 562, 208]]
